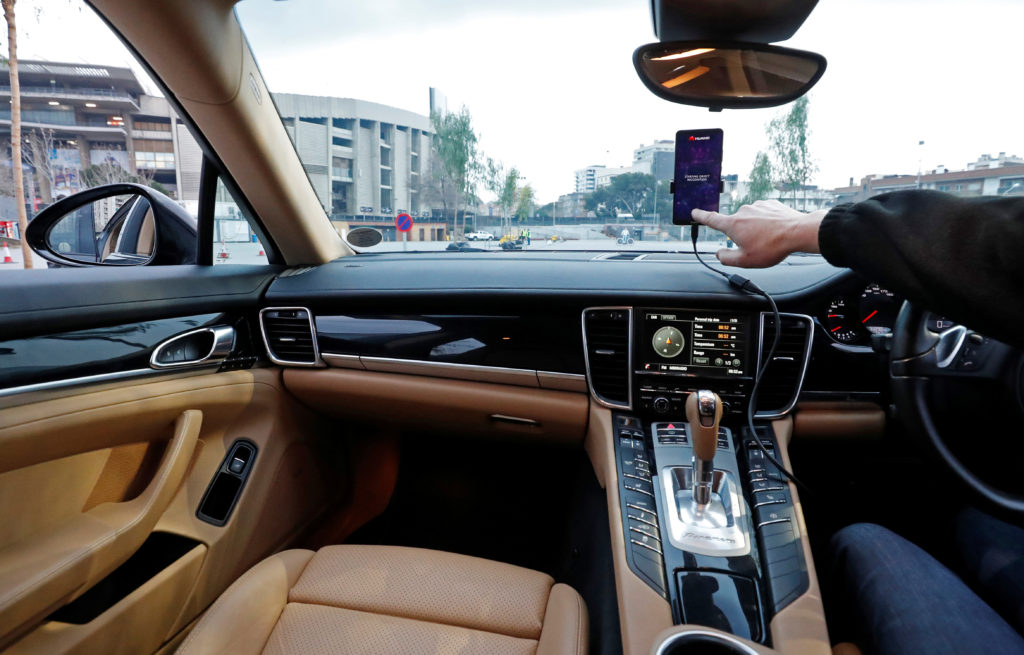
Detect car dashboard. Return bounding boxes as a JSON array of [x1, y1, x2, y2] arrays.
[[0, 250, 898, 655], [254, 250, 896, 654]]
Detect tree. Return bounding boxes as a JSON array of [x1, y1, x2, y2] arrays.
[[80, 159, 168, 196], [742, 151, 773, 206], [420, 151, 455, 223], [3, 0, 31, 267], [23, 128, 55, 203], [767, 97, 817, 209], [582, 173, 657, 218], [430, 107, 479, 239], [484, 158, 519, 235], [515, 184, 535, 222]]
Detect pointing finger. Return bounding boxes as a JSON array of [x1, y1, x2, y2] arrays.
[[691, 208, 731, 232]]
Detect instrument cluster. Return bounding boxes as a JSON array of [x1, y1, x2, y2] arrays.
[[822, 283, 901, 346]]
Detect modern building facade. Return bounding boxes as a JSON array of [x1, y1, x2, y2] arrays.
[[832, 153, 1024, 204], [594, 166, 633, 189], [0, 59, 202, 211], [572, 140, 674, 199], [574, 165, 605, 194], [272, 94, 433, 222], [632, 140, 674, 181]]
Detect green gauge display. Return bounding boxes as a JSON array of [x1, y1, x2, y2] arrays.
[[653, 325, 686, 358]]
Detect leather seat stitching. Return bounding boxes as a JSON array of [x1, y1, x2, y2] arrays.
[[284, 599, 545, 642], [254, 552, 316, 654], [178, 551, 316, 654]]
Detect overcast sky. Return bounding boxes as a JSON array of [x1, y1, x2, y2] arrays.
[[20, 0, 1024, 204]]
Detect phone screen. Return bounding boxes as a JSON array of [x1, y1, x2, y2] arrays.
[[672, 129, 723, 225]]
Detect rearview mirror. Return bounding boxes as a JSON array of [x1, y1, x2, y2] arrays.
[[26, 183, 197, 267], [633, 41, 826, 110]]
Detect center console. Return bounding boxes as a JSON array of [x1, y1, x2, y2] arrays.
[[584, 307, 821, 653], [636, 309, 754, 418], [614, 413, 809, 645]]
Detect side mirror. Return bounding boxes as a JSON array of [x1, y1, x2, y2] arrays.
[[26, 183, 198, 267], [343, 226, 383, 249], [633, 41, 826, 110]]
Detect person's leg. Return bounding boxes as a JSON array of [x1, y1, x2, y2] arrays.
[[956, 506, 1024, 635], [829, 523, 1024, 655]]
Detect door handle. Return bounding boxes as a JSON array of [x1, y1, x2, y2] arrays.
[[150, 326, 235, 369]]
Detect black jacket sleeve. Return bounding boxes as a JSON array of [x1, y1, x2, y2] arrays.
[[817, 190, 1024, 347]]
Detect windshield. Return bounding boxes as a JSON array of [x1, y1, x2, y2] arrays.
[[235, 0, 1024, 254]]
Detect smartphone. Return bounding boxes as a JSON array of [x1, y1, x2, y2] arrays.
[[672, 128, 723, 225]]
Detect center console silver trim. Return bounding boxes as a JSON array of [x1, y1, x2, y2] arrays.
[[661, 462, 751, 558], [654, 629, 762, 655]]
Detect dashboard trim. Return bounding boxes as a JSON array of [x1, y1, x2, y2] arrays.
[[359, 356, 541, 388], [0, 368, 161, 399], [320, 353, 365, 369], [537, 370, 589, 392], [319, 354, 589, 391], [581, 306, 634, 411], [755, 312, 815, 420]]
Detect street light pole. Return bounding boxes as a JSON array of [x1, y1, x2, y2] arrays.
[[653, 178, 659, 237], [999, 181, 1022, 196], [916, 140, 925, 190]]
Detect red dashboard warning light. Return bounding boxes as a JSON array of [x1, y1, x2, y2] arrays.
[[688, 136, 695, 141], [667, 423, 676, 429]]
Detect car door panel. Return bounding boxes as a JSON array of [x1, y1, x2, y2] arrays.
[[0, 266, 280, 341], [0, 369, 341, 654], [0, 314, 228, 394], [0, 410, 201, 647]]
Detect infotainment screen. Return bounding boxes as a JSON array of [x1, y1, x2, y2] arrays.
[[639, 310, 752, 378]]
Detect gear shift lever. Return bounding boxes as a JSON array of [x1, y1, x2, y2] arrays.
[[686, 390, 723, 506]]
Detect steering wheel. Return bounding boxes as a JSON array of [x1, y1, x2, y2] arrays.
[[890, 301, 1024, 513]]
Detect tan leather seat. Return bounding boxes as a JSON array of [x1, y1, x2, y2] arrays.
[[177, 545, 588, 654]]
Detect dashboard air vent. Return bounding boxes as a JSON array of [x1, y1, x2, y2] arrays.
[[755, 313, 813, 417], [260, 307, 319, 366], [583, 308, 632, 408]]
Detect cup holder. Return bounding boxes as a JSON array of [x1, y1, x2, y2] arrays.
[[655, 629, 761, 655]]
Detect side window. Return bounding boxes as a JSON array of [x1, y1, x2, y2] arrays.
[[0, 1, 265, 271], [212, 177, 268, 266]]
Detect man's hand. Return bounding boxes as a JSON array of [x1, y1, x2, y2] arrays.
[[691, 200, 826, 268]]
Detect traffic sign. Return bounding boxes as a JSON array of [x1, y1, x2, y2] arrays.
[[396, 213, 413, 232]]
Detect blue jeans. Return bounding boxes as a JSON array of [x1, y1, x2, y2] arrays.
[[830, 516, 1024, 655]]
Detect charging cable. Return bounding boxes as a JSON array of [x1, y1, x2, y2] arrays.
[[690, 224, 810, 495]]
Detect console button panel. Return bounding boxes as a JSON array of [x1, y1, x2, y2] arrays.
[[740, 430, 810, 613], [614, 414, 667, 596]]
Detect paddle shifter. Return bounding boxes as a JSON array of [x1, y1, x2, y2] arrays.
[[686, 389, 723, 506]]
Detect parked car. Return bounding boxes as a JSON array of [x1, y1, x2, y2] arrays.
[[464, 230, 494, 241]]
